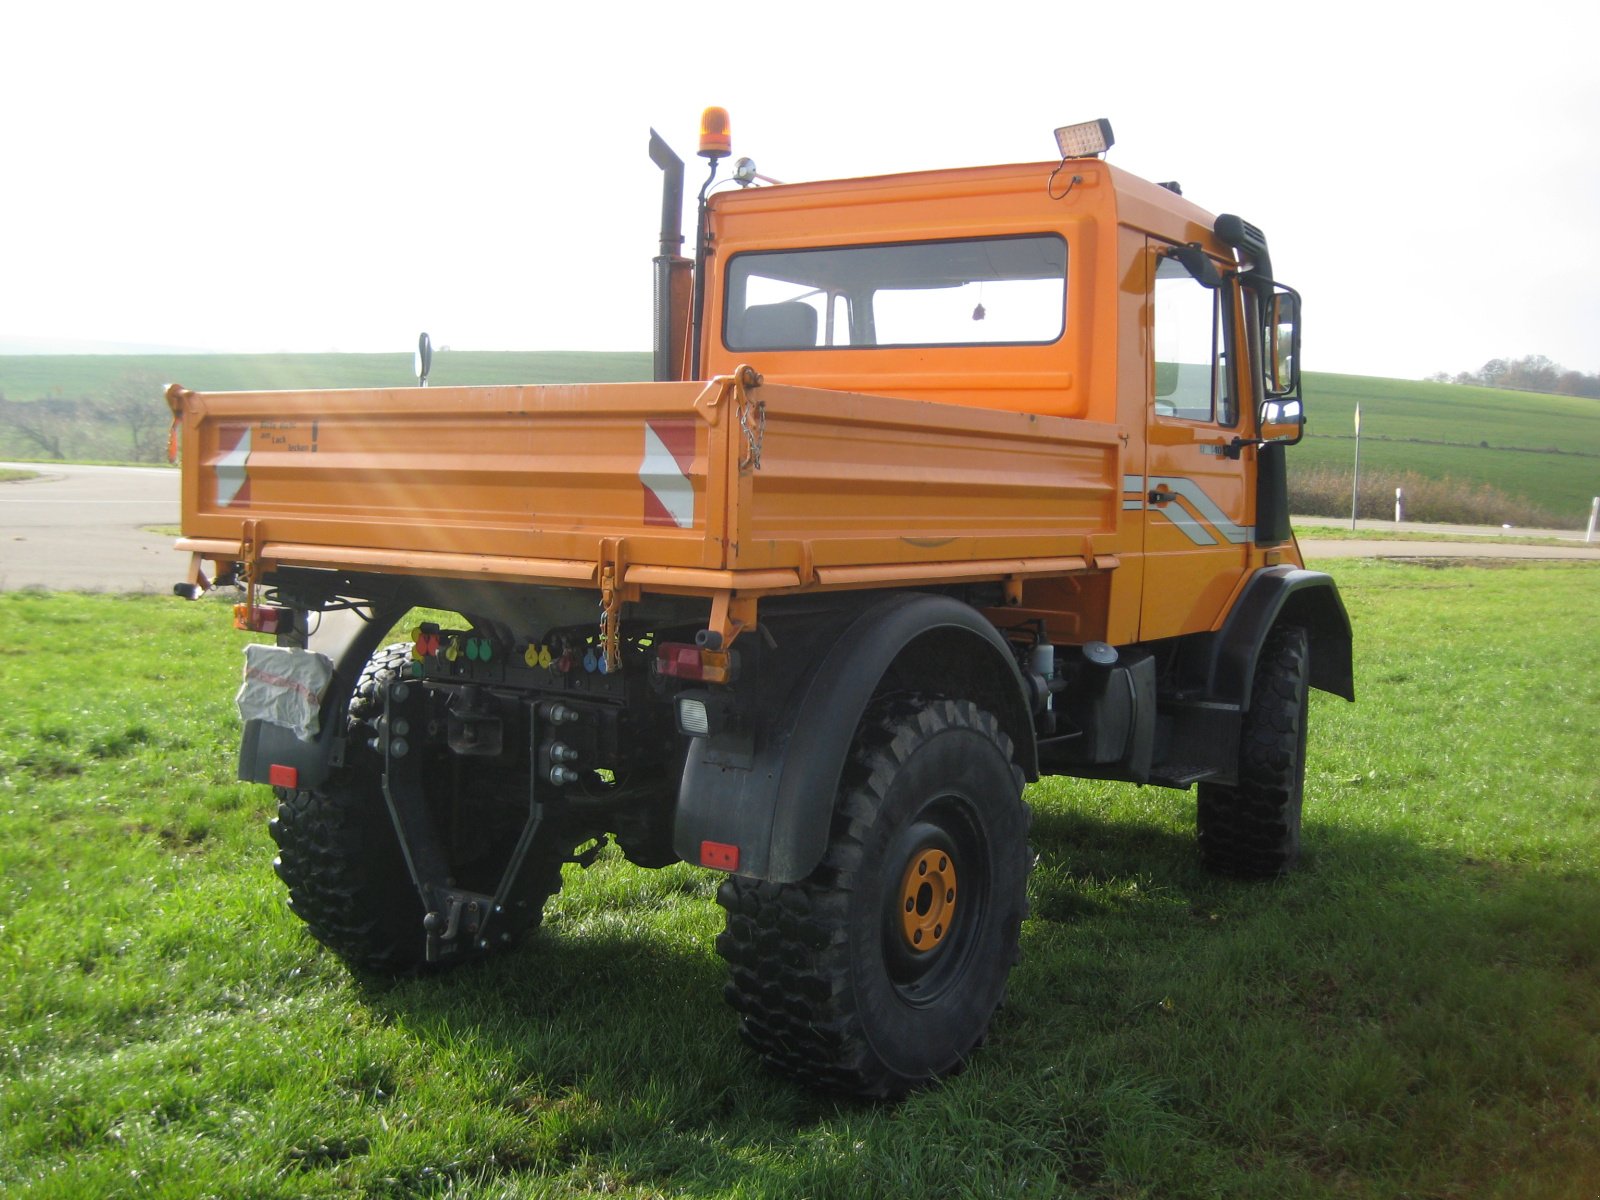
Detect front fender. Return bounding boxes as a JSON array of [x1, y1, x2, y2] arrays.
[[1210, 566, 1354, 706]]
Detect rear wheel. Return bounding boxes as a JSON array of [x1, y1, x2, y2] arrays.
[[1197, 624, 1310, 878], [716, 699, 1031, 1098], [269, 643, 564, 972]]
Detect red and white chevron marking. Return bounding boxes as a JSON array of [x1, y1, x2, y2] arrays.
[[216, 424, 252, 508], [640, 419, 695, 529]]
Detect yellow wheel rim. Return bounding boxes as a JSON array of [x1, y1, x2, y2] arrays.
[[897, 848, 957, 953]]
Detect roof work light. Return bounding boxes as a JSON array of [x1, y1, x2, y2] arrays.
[[698, 107, 731, 159], [1053, 118, 1114, 159]]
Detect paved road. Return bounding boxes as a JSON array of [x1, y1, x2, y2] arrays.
[[1292, 514, 1595, 542], [1299, 537, 1600, 560], [1292, 514, 1600, 560], [0, 462, 183, 592], [2, 464, 1597, 593]]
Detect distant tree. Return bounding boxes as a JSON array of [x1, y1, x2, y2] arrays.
[[1441, 356, 1600, 398], [1425, 370, 1451, 383], [101, 373, 169, 462], [1501, 354, 1558, 392], [0, 394, 77, 459], [1553, 370, 1600, 399]]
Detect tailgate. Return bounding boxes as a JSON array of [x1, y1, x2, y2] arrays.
[[174, 380, 733, 579]]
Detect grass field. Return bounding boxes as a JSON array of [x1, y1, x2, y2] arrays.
[[0, 351, 654, 401], [1288, 374, 1600, 526], [2, 562, 1597, 1198]]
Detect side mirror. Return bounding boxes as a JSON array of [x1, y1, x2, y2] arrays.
[[1258, 396, 1304, 445], [1266, 287, 1300, 398], [414, 332, 433, 387]]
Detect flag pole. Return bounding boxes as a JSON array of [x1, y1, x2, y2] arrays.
[[1350, 401, 1362, 531]]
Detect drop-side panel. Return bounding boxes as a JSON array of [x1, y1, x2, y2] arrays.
[[727, 384, 1123, 574]]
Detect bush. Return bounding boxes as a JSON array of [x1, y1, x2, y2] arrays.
[[1289, 464, 1567, 528]]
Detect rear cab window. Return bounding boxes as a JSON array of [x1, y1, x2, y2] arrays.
[[724, 234, 1068, 351]]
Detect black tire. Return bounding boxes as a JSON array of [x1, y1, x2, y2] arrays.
[[269, 643, 562, 972], [1196, 624, 1310, 878], [715, 699, 1031, 1098]]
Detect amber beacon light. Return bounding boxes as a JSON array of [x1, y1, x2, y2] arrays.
[[698, 107, 731, 159]]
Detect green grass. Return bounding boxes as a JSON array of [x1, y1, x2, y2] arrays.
[[0, 350, 653, 402], [0, 468, 39, 482], [2, 566, 1597, 1197], [0, 352, 657, 465]]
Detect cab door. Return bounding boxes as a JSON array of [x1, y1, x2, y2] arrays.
[[1139, 242, 1252, 641]]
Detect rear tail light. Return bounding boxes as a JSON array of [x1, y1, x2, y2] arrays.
[[656, 642, 732, 684], [234, 604, 293, 634]]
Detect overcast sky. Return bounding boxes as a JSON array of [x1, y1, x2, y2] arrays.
[[4, 1, 1597, 379]]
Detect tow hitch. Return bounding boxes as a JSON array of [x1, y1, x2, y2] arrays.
[[376, 683, 562, 963]]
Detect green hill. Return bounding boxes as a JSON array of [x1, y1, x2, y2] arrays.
[[2, 353, 1596, 525], [1293, 373, 1600, 525], [0, 350, 654, 399]]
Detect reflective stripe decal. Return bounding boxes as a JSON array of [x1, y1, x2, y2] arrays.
[[1125, 473, 1254, 546], [1153, 503, 1219, 545], [1149, 476, 1253, 544], [1122, 473, 1144, 511]]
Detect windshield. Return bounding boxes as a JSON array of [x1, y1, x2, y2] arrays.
[[724, 234, 1067, 350]]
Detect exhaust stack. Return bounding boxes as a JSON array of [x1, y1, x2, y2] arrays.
[[648, 130, 688, 382]]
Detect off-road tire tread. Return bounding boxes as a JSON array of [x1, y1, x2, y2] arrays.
[[714, 699, 1030, 1098], [1196, 624, 1309, 878]]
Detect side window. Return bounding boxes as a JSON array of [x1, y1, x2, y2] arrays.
[[1153, 254, 1234, 423]]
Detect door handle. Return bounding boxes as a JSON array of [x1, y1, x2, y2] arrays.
[[1147, 489, 1173, 505]]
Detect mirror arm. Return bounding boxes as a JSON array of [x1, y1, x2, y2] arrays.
[[1164, 242, 1223, 289]]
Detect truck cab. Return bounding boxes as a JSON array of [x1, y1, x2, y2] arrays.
[[694, 154, 1306, 648]]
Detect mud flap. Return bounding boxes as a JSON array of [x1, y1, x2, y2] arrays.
[[238, 606, 401, 791]]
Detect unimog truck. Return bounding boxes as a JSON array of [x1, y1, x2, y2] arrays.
[[169, 113, 1352, 1098]]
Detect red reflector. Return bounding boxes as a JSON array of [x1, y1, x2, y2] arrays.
[[268, 764, 299, 789], [700, 840, 740, 871], [657, 642, 705, 681]]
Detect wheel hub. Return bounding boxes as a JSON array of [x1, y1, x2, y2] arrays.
[[897, 848, 957, 953]]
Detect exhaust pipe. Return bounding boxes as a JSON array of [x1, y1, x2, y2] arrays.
[[648, 130, 686, 382]]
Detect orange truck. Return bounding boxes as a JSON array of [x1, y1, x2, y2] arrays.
[[169, 112, 1351, 1098]]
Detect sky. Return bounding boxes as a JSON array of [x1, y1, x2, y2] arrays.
[[3, 0, 1597, 380]]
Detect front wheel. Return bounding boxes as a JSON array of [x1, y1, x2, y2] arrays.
[[716, 699, 1031, 1098], [1197, 624, 1310, 877]]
